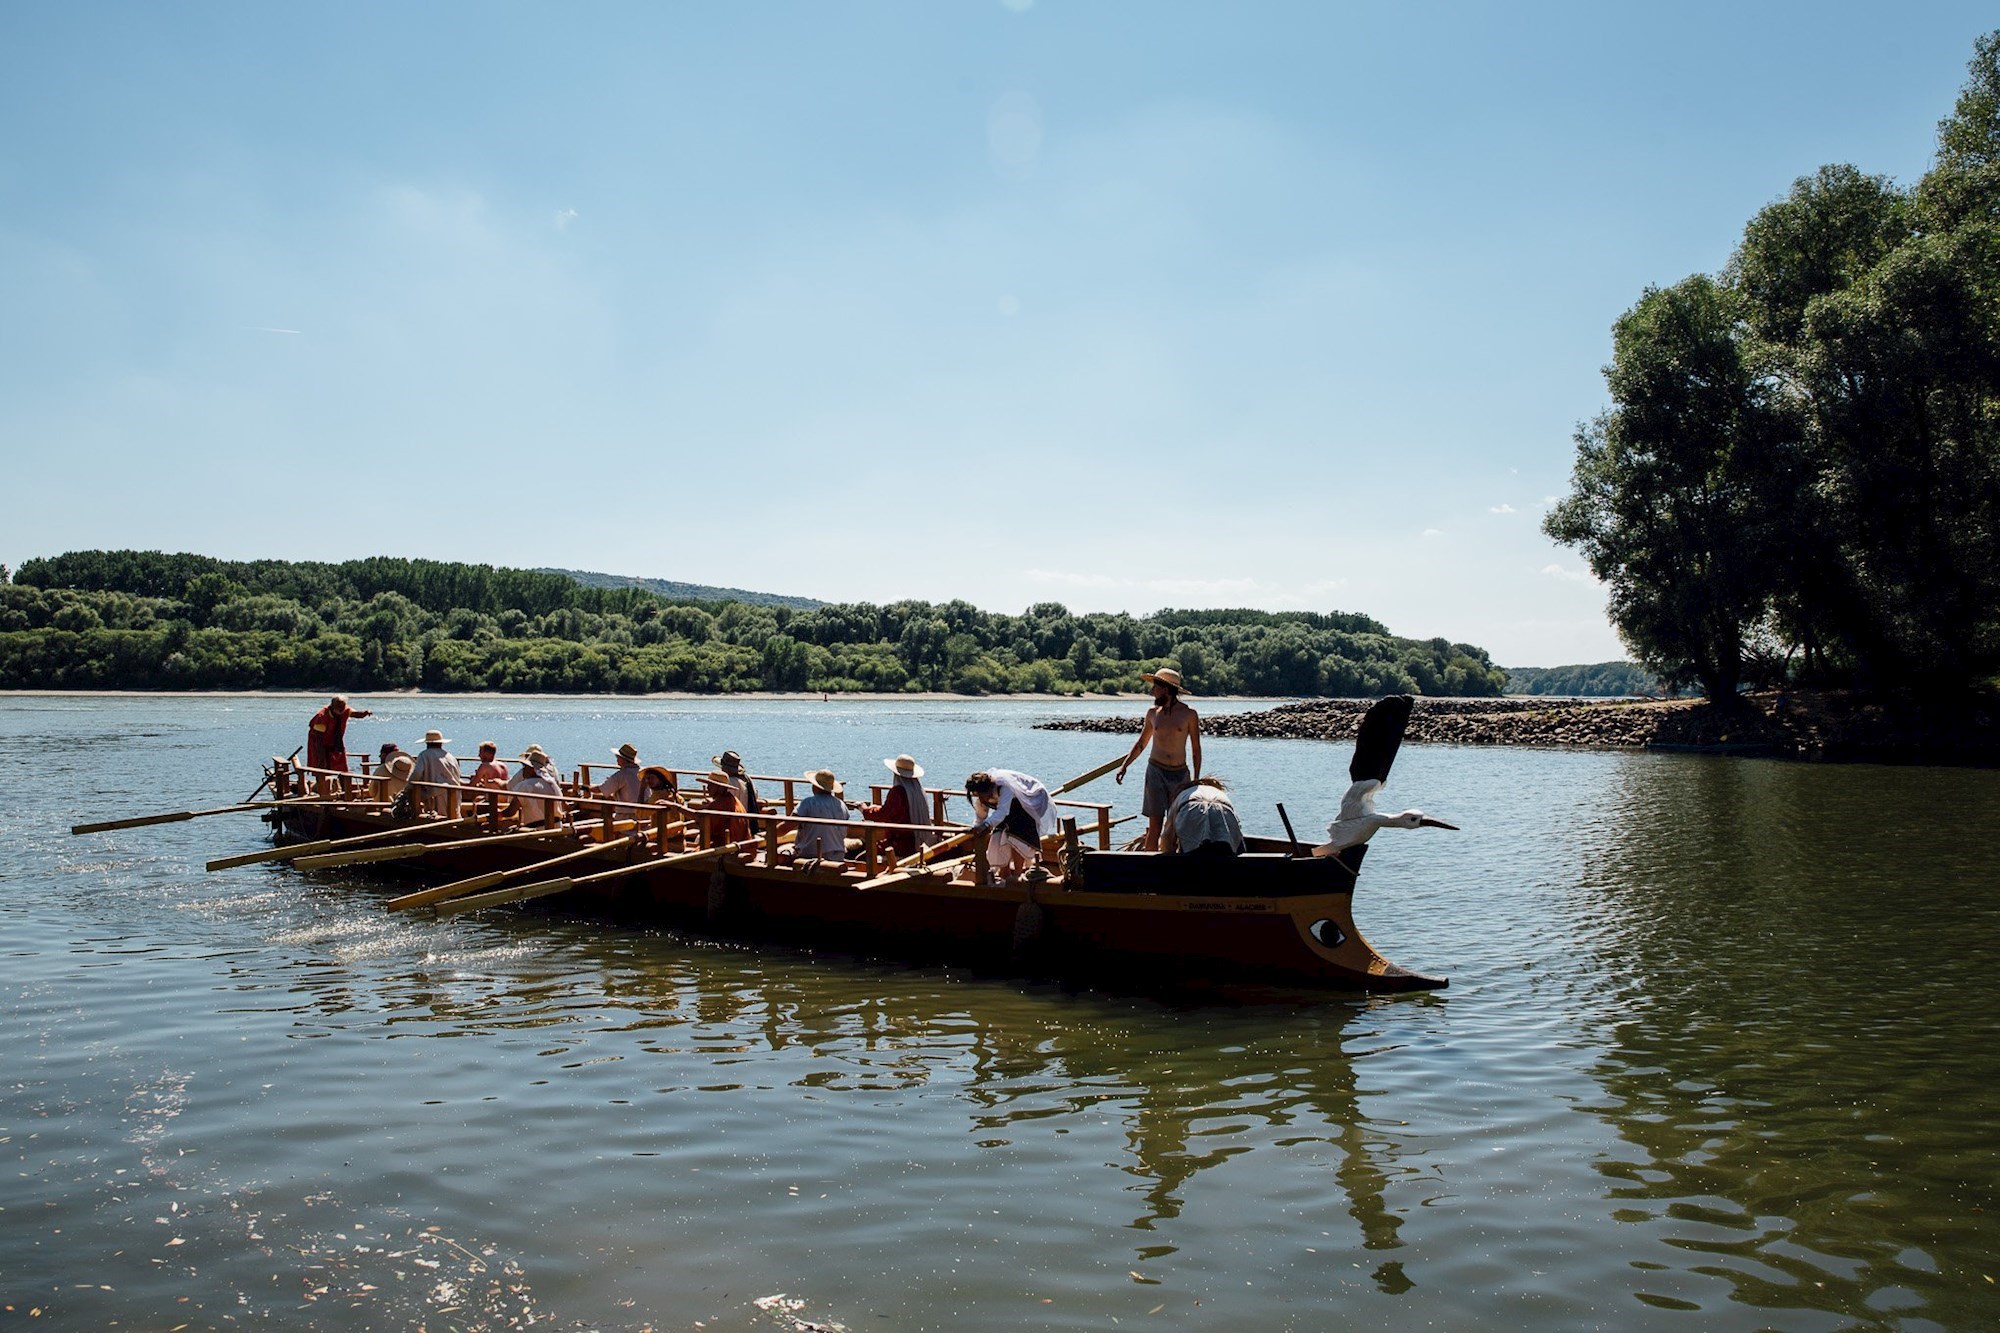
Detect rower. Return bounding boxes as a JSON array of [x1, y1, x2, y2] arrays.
[[506, 745, 567, 827], [409, 730, 462, 818], [861, 754, 937, 855], [712, 750, 769, 819], [595, 743, 645, 804], [787, 769, 852, 864]]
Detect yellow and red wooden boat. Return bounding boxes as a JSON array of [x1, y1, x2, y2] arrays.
[[238, 700, 1447, 993]]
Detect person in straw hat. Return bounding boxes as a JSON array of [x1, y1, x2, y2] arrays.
[[862, 754, 938, 856], [711, 750, 769, 820], [372, 741, 415, 804], [408, 729, 463, 818], [594, 743, 645, 806], [788, 768, 852, 863], [1115, 665, 1202, 851], [506, 744, 567, 827], [696, 768, 750, 844]]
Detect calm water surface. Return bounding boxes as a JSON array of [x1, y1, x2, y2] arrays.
[[4, 695, 1998, 1331]]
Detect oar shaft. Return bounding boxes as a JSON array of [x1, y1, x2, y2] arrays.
[[205, 815, 481, 872], [386, 835, 637, 912]]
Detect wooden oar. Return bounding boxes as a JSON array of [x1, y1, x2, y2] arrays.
[[432, 838, 755, 918], [384, 835, 637, 913], [71, 797, 381, 836], [1051, 754, 1127, 796], [293, 823, 582, 870], [205, 815, 480, 872]]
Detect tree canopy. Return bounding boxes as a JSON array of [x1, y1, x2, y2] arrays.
[[1547, 32, 2000, 698], [2, 550, 1509, 697]]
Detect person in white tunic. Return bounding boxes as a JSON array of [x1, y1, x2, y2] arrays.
[[409, 730, 463, 818], [789, 769, 851, 863], [965, 769, 1056, 880]]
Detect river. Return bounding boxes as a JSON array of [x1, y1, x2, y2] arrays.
[[5, 694, 1997, 1330]]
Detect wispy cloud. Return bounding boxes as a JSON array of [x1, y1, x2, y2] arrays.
[[554, 208, 579, 231], [1540, 562, 1596, 585], [1489, 503, 1516, 515]]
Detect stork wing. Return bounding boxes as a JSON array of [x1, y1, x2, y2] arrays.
[[1336, 778, 1380, 824], [1349, 694, 1415, 785]]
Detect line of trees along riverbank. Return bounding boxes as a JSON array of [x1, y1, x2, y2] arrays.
[[0, 550, 1509, 697], [1546, 32, 2000, 701]]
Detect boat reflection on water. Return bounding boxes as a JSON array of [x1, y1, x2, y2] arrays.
[[259, 906, 1434, 1294]]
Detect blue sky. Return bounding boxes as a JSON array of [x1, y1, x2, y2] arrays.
[[3, 2, 1993, 665]]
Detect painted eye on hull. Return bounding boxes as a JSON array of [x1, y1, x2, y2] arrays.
[[1309, 919, 1347, 949]]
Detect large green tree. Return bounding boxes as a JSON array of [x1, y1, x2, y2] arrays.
[[1545, 277, 1785, 698], [1550, 31, 2000, 698]]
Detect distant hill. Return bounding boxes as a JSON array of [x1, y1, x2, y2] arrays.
[[1503, 661, 1663, 697], [539, 567, 822, 611]]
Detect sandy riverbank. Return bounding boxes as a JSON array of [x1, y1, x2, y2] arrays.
[[1039, 691, 2000, 765]]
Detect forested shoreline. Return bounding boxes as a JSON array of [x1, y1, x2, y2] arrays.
[[0, 550, 1511, 697]]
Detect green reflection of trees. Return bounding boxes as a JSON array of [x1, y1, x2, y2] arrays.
[[1562, 755, 2000, 1325]]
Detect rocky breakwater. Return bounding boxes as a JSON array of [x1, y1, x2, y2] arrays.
[[1038, 692, 2000, 764]]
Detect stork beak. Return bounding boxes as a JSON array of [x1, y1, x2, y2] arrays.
[[1418, 817, 1458, 830]]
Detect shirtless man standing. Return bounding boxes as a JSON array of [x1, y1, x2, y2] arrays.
[[1115, 667, 1201, 851]]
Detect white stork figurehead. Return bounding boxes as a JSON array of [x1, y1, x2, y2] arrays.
[[1313, 778, 1458, 856]]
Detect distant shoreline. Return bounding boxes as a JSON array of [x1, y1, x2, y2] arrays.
[[1040, 691, 2000, 766], [0, 688, 1290, 704]]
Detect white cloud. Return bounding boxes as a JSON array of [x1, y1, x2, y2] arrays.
[[1540, 562, 1596, 585], [1489, 503, 1516, 514], [554, 208, 579, 231], [1421, 527, 1442, 538]]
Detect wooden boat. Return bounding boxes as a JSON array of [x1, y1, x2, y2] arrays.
[[233, 699, 1448, 993]]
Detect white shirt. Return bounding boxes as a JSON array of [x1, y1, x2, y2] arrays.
[[507, 766, 565, 823], [975, 769, 1056, 838]]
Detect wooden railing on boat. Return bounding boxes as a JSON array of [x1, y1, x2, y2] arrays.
[[266, 754, 1116, 885]]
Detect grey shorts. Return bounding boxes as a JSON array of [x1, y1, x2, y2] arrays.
[[1143, 760, 1191, 818]]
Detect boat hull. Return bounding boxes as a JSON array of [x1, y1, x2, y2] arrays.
[[273, 807, 1446, 993]]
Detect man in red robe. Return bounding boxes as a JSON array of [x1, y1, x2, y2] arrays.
[[306, 696, 372, 773]]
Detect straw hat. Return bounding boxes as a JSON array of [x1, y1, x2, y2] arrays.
[[615, 742, 639, 763], [701, 769, 732, 788], [521, 744, 552, 766], [884, 754, 924, 779], [806, 768, 843, 796], [423, 729, 450, 746], [1141, 667, 1187, 692], [712, 750, 744, 771]]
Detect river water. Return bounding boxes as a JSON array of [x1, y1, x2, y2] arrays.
[[4, 694, 1997, 1331]]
